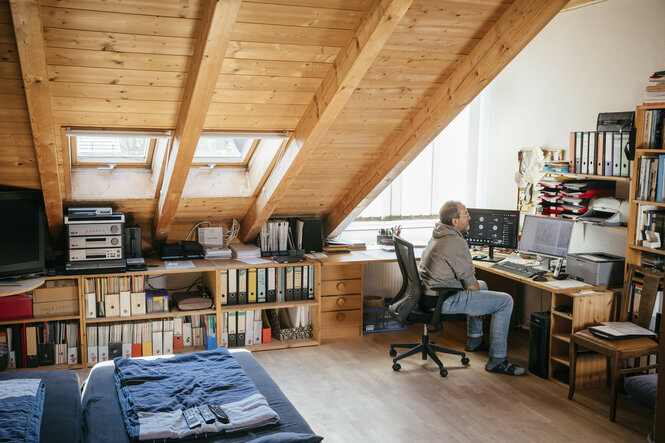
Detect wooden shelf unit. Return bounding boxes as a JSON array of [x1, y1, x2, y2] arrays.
[[2, 259, 321, 371], [542, 170, 630, 182], [549, 289, 614, 387], [626, 105, 665, 271]]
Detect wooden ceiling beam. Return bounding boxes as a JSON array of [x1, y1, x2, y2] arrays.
[[153, 0, 241, 243], [239, 0, 414, 243], [10, 0, 63, 240], [324, 0, 570, 237]]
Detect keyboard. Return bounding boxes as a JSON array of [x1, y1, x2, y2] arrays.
[[273, 255, 306, 263], [491, 260, 546, 278]]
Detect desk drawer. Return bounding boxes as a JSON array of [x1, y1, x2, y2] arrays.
[[322, 264, 362, 281], [321, 293, 361, 312], [322, 279, 362, 296], [321, 309, 362, 328]]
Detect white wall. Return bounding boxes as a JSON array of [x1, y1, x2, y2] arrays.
[[476, 0, 665, 321]]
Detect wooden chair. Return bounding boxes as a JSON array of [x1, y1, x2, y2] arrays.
[[568, 264, 661, 421]]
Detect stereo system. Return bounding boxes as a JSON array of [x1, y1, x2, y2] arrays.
[[65, 208, 126, 274]]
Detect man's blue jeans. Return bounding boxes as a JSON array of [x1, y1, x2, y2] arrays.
[[440, 281, 513, 359]]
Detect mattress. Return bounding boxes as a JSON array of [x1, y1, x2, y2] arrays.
[[81, 350, 318, 442], [0, 369, 82, 443]]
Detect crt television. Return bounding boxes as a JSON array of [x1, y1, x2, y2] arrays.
[[518, 215, 574, 259], [465, 208, 520, 262], [0, 188, 45, 280]]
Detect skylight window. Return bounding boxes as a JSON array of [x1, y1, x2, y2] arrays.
[[193, 132, 290, 166], [66, 129, 172, 168]]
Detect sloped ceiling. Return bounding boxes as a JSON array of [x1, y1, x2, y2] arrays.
[[1, 0, 573, 245]]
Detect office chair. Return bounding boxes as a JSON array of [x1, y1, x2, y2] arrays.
[[388, 236, 469, 377]]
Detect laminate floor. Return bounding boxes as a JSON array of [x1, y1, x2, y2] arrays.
[[252, 323, 653, 443]]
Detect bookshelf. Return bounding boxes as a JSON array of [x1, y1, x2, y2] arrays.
[[626, 105, 665, 270], [2, 258, 321, 370]]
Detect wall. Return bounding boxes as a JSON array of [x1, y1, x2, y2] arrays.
[[478, 0, 665, 321]]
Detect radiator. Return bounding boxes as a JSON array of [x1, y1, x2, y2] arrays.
[[363, 262, 403, 299]]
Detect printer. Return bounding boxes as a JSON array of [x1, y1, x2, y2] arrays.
[[566, 252, 624, 286]]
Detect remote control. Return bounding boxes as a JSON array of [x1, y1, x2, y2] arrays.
[[198, 405, 216, 424], [182, 407, 202, 429], [208, 404, 230, 424]]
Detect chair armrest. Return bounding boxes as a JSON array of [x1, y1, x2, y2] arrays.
[[429, 287, 458, 325]]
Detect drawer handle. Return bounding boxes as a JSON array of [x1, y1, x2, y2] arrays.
[[336, 312, 346, 321], [336, 297, 345, 306], [336, 282, 346, 290]]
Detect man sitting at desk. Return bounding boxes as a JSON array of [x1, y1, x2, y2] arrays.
[[419, 200, 525, 376]]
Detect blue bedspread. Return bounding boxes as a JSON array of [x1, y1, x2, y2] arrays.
[[0, 378, 45, 443], [114, 347, 279, 441]]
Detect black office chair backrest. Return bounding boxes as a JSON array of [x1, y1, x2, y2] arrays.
[[388, 236, 422, 324]]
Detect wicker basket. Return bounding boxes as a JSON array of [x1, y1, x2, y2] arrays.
[[364, 295, 385, 310]]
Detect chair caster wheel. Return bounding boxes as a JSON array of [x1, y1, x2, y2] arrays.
[[461, 357, 470, 365], [440, 368, 448, 377], [392, 363, 401, 372], [389, 349, 397, 357]]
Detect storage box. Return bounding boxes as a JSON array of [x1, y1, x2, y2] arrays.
[[33, 281, 78, 303], [33, 299, 79, 317], [0, 295, 32, 321]]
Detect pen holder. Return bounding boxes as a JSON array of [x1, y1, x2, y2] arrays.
[[376, 235, 394, 246]]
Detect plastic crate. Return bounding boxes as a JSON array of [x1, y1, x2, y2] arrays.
[[363, 298, 407, 333]]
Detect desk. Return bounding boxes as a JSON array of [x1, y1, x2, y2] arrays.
[[317, 249, 615, 388]]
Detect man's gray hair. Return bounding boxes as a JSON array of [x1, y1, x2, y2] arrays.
[[439, 201, 462, 225]]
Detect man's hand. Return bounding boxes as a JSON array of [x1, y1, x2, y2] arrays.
[[467, 281, 480, 291]]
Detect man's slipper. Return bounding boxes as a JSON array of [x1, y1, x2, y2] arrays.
[[485, 360, 526, 376], [464, 340, 489, 352]]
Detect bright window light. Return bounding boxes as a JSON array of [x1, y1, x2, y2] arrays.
[[67, 129, 171, 167], [194, 137, 255, 164]]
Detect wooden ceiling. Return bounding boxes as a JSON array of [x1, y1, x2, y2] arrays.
[[1, 0, 573, 245]]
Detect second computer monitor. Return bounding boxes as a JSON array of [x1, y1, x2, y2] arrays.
[[465, 208, 520, 261], [519, 215, 575, 259]]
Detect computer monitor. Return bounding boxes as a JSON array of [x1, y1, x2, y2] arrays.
[[465, 208, 520, 262], [518, 215, 575, 259]]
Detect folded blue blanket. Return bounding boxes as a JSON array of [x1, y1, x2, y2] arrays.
[[114, 347, 279, 441], [0, 378, 45, 443]]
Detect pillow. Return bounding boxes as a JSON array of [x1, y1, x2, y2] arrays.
[[624, 373, 657, 411], [246, 432, 324, 443]]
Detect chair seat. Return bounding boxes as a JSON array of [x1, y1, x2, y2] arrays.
[[572, 329, 659, 356], [408, 306, 435, 324]]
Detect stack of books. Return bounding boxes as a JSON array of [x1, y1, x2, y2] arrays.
[[203, 246, 232, 259], [644, 70, 665, 107], [322, 238, 366, 253]]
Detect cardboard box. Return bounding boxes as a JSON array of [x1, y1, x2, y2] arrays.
[[33, 300, 79, 317], [33, 281, 78, 303]]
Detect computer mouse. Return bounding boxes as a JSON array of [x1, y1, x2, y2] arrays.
[[532, 274, 547, 282]]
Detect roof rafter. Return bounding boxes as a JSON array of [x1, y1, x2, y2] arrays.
[[324, 0, 570, 237], [153, 0, 241, 243], [10, 0, 63, 240], [239, 0, 414, 243]]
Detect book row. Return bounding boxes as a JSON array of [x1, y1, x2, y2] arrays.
[[636, 155, 665, 202], [85, 315, 214, 364], [642, 109, 665, 149], [634, 204, 665, 249], [0, 321, 79, 369], [568, 131, 632, 177], [220, 265, 315, 305]]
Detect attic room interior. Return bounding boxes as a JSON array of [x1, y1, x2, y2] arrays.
[[0, 0, 664, 441]]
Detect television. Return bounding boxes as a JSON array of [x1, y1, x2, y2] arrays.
[[465, 208, 520, 262], [518, 215, 574, 259], [0, 188, 45, 280]]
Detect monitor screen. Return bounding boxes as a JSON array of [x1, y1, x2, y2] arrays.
[[518, 215, 575, 259], [0, 189, 45, 279], [465, 208, 520, 250]]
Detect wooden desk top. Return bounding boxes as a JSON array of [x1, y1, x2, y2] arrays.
[[316, 249, 598, 294]]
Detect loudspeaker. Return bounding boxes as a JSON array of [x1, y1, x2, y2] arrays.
[[123, 226, 142, 259], [529, 311, 550, 378], [299, 218, 323, 253]]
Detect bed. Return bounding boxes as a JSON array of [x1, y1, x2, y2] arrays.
[[0, 369, 82, 443], [81, 349, 322, 442]]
